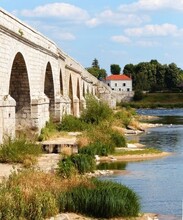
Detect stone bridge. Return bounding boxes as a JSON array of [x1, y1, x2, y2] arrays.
[[0, 8, 115, 143]]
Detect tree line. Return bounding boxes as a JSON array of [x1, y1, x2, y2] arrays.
[[86, 58, 183, 92], [123, 60, 183, 91]]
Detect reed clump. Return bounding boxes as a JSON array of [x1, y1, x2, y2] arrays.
[[59, 179, 140, 218]]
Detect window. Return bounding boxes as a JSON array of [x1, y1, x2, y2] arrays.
[[115, 83, 117, 87], [112, 88, 114, 90], [108, 83, 110, 86], [119, 88, 121, 91], [123, 83, 126, 86], [127, 88, 130, 91]]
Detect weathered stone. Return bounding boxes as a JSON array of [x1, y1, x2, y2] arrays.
[[0, 8, 116, 143]]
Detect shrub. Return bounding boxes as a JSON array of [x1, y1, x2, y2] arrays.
[[59, 179, 140, 218], [0, 138, 42, 164], [110, 130, 127, 148], [57, 115, 87, 132], [38, 120, 58, 141], [81, 95, 113, 125], [57, 156, 77, 178], [57, 154, 96, 177], [70, 154, 96, 174], [0, 169, 141, 219], [79, 141, 115, 156], [25, 191, 58, 219], [86, 122, 114, 145], [133, 90, 144, 101], [113, 109, 133, 128]]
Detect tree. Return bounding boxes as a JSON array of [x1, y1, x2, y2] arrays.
[[92, 58, 99, 69], [165, 63, 181, 89], [110, 64, 121, 75], [86, 59, 107, 80]]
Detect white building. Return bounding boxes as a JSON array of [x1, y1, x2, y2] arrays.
[[105, 74, 132, 92]]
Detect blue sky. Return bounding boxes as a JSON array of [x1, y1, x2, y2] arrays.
[[2, 0, 183, 74]]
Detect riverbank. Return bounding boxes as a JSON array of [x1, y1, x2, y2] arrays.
[[47, 212, 159, 220], [99, 151, 171, 162]]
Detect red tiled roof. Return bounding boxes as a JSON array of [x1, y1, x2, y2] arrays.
[[105, 74, 131, 81]]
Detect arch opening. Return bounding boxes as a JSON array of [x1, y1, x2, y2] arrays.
[[44, 62, 55, 116], [60, 69, 63, 95], [83, 81, 85, 98], [77, 79, 81, 111], [69, 75, 74, 114], [9, 52, 31, 127]]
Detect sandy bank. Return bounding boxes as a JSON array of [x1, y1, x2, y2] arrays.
[[99, 151, 171, 162], [47, 212, 159, 220]]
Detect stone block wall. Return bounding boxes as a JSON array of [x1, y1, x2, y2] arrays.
[[0, 8, 116, 143]]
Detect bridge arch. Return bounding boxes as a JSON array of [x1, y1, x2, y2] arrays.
[[69, 74, 74, 114], [44, 62, 55, 117], [60, 69, 64, 96], [83, 81, 86, 98], [77, 78, 81, 111], [9, 52, 31, 128]]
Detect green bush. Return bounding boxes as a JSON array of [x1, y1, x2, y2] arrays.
[[133, 90, 144, 101], [110, 130, 127, 148], [79, 141, 115, 156], [38, 120, 58, 141], [59, 179, 140, 218], [57, 154, 96, 177], [57, 115, 87, 132], [0, 138, 42, 164], [81, 95, 113, 125], [114, 109, 133, 128], [70, 154, 96, 174], [57, 156, 76, 178]]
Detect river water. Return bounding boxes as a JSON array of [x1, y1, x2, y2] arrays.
[[100, 109, 183, 220]]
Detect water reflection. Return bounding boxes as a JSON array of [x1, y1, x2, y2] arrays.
[[97, 161, 127, 170]]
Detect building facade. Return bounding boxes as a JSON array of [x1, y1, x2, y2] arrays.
[[105, 74, 132, 92]]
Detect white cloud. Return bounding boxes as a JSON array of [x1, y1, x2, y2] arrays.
[[19, 3, 89, 22], [111, 35, 131, 44], [119, 0, 183, 12], [125, 23, 183, 37], [86, 9, 149, 27], [137, 40, 160, 47]]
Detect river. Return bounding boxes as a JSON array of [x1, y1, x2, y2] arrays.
[[100, 109, 183, 220]]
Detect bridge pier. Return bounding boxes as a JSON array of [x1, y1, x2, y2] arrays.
[[73, 97, 80, 117], [0, 95, 16, 143], [31, 94, 49, 132]]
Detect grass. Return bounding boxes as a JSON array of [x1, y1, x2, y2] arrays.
[[114, 148, 162, 156], [38, 120, 60, 141], [0, 138, 42, 166], [0, 169, 141, 219], [121, 92, 183, 108], [59, 179, 140, 218]]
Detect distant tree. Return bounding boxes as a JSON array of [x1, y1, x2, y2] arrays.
[[86, 59, 107, 80], [92, 58, 100, 69], [165, 63, 181, 89], [98, 68, 107, 79], [123, 64, 135, 77], [110, 64, 121, 75]]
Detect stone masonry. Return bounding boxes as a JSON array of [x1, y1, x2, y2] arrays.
[[0, 8, 116, 143]]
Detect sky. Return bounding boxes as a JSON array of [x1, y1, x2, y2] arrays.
[[1, 0, 183, 74]]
